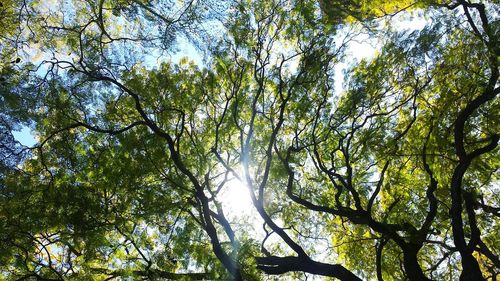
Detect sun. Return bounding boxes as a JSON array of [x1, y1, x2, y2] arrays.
[[218, 177, 254, 218]]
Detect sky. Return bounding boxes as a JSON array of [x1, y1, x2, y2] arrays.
[[12, 125, 36, 147]]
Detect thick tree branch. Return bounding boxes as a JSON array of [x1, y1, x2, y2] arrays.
[[255, 256, 361, 281]]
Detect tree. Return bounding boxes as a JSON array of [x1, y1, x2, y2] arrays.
[[0, 0, 498, 280]]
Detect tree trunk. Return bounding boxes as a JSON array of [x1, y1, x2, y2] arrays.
[[459, 253, 485, 281], [403, 246, 432, 281]]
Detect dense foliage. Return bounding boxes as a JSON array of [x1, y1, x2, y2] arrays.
[[0, 0, 498, 280]]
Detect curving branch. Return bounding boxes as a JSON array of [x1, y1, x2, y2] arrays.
[[256, 256, 361, 281]]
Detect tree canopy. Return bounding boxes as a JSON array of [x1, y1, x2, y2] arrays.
[[0, 0, 499, 280]]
